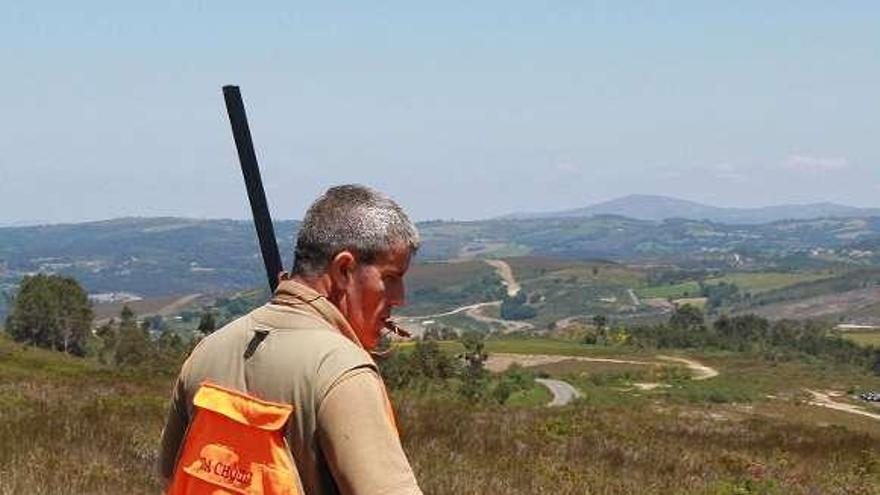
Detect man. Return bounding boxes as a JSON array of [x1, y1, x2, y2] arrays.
[[159, 184, 423, 495]]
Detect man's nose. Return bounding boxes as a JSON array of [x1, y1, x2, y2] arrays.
[[389, 281, 406, 307]]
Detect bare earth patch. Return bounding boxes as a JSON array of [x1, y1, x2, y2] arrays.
[[656, 355, 719, 380], [805, 389, 880, 421], [633, 382, 670, 390], [485, 352, 658, 373], [484, 259, 521, 297]]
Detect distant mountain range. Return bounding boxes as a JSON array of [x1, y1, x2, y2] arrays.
[[0, 217, 299, 298], [3, 214, 880, 307], [502, 195, 880, 224]]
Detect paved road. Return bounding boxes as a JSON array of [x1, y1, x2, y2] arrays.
[[536, 378, 582, 406]]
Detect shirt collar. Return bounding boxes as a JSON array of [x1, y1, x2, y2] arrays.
[[271, 279, 365, 350]]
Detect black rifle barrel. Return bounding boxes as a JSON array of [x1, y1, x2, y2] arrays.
[[222, 85, 284, 293]]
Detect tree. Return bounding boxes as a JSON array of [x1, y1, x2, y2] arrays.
[[198, 310, 217, 335], [459, 331, 488, 402], [592, 314, 609, 344], [702, 282, 739, 312], [500, 292, 537, 320], [155, 328, 186, 367], [412, 340, 455, 379], [5, 274, 93, 356], [714, 314, 769, 352], [440, 326, 457, 340], [872, 349, 880, 376], [95, 318, 117, 364], [114, 305, 153, 367], [144, 314, 165, 331], [669, 304, 706, 333]]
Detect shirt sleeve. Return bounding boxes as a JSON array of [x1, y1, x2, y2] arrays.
[[317, 368, 423, 495], [157, 373, 190, 484]]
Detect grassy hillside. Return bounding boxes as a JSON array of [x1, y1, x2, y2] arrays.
[[743, 268, 880, 307], [705, 271, 834, 294], [399, 260, 503, 316], [0, 218, 299, 298], [0, 334, 173, 494], [2, 334, 879, 494], [3, 215, 879, 309], [843, 331, 880, 348]]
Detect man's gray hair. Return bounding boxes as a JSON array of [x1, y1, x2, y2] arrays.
[[292, 184, 420, 276]]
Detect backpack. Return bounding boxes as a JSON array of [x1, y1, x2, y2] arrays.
[[166, 382, 304, 495]]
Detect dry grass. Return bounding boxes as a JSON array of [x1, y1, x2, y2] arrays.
[[400, 398, 880, 494], [0, 341, 170, 495], [526, 358, 654, 377], [2, 336, 880, 494]]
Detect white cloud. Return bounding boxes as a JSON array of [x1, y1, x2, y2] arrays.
[[712, 163, 747, 182], [657, 168, 683, 180], [783, 154, 848, 172], [554, 161, 580, 174]]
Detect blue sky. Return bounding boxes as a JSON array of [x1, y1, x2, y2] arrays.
[[1, 2, 878, 224]]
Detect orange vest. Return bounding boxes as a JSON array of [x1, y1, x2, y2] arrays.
[[166, 382, 303, 495]]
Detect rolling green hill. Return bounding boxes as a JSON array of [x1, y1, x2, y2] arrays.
[[2, 215, 879, 319]]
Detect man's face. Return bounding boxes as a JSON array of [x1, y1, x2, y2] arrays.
[[341, 246, 411, 350]]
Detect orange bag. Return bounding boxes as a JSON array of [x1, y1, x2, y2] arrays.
[[167, 382, 302, 495]]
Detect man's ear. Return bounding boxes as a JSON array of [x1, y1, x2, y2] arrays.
[[328, 250, 357, 289]]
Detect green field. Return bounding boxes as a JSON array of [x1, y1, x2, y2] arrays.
[[484, 338, 651, 358], [843, 331, 880, 347], [635, 271, 833, 301], [706, 271, 834, 294], [404, 338, 647, 359], [499, 257, 657, 326], [636, 281, 701, 299]]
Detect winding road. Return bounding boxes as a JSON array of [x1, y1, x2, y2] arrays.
[[536, 378, 582, 406], [486, 353, 720, 380], [488, 353, 721, 407], [404, 301, 500, 321], [400, 260, 533, 333]]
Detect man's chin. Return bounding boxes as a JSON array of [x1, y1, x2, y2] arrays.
[[356, 327, 382, 350]]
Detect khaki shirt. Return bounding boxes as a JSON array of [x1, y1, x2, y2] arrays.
[[158, 280, 422, 495]]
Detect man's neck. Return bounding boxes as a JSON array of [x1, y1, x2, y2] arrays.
[[288, 274, 333, 300]]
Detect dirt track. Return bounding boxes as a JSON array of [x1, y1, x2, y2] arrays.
[[401, 301, 534, 334], [465, 302, 533, 333], [805, 389, 880, 421], [400, 258, 531, 333], [94, 293, 203, 324], [656, 355, 719, 380], [484, 259, 520, 297], [486, 352, 719, 380], [404, 301, 500, 320], [156, 293, 203, 316]]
